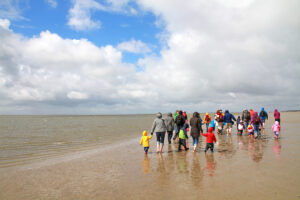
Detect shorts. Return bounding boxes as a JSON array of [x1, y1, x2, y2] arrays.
[[144, 147, 149, 153], [248, 131, 254, 136], [225, 123, 232, 129], [156, 132, 166, 144]]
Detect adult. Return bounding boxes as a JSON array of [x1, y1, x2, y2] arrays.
[[259, 108, 268, 128], [190, 112, 203, 152], [250, 112, 262, 138], [223, 110, 236, 135], [173, 110, 179, 134], [274, 109, 281, 124], [242, 109, 251, 130], [151, 112, 167, 153], [165, 112, 175, 144], [174, 110, 185, 141], [203, 112, 212, 132], [215, 109, 224, 134], [249, 109, 254, 118]]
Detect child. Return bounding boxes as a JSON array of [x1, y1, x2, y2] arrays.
[[140, 130, 152, 154], [238, 120, 244, 135], [201, 127, 217, 153], [210, 119, 215, 131], [247, 124, 254, 140], [272, 121, 281, 139], [178, 129, 188, 151]]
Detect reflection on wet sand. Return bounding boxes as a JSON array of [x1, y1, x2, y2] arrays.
[[1, 112, 300, 200], [142, 155, 150, 174], [204, 154, 216, 177], [272, 139, 281, 157]]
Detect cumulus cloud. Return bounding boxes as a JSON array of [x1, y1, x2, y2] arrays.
[[0, 21, 149, 113], [67, 0, 105, 31], [132, 0, 300, 112], [1, 0, 300, 114], [117, 39, 151, 54]]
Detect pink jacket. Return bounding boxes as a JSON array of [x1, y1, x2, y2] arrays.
[[272, 121, 280, 132]]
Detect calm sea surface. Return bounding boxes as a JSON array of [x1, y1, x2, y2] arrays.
[[0, 115, 154, 168]]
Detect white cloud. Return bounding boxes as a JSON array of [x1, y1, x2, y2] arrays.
[[0, 0, 25, 20], [1, 0, 300, 114], [45, 0, 57, 8], [0, 18, 10, 29], [67, 0, 105, 31], [67, 91, 88, 99], [117, 39, 151, 54]]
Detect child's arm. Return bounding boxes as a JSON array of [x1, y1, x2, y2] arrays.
[[148, 135, 153, 140], [201, 133, 208, 137], [213, 135, 217, 143], [140, 137, 143, 145]]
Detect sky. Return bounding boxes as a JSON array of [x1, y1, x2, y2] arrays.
[[0, 0, 300, 115]]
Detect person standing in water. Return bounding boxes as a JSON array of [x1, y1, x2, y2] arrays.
[[242, 109, 251, 131], [274, 109, 281, 124], [223, 110, 236, 135], [174, 110, 185, 141], [203, 112, 212, 132], [259, 108, 268, 128], [190, 112, 203, 152], [151, 112, 167, 153], [250, 112, 263, 139], [165, 112, 175, 144]]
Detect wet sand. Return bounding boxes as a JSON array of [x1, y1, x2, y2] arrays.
[[0, 112, 300, 200]]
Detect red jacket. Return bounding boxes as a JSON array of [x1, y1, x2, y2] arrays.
[[201, 132, 216, 143]]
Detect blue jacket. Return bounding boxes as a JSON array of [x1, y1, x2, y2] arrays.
[[259, 108, 268, 119], [223, 110, 236, 123]]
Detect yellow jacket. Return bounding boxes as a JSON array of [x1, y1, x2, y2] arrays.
[[140, 131, 152, 147]]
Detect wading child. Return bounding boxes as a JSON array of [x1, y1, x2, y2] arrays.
[[272, 121, 281, 139], [238, 120, 244, 135], [247, 125, 254, 140], [210, 119, 215, 131], [140, 130, 152, 154], [178, 129, 188, 151], [202, 127, 217, 153]]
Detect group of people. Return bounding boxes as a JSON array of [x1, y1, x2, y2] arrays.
[[140, 108, 281, 154]]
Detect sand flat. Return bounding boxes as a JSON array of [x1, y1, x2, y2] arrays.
[[0, 112, 300, 200]]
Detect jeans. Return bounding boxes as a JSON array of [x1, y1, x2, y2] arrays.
[[205, 123, 209, 132], [192, 137, 199, 146], [253, 124, 260, 137], [243, 121, 248, 130]]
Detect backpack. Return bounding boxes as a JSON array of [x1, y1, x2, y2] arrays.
[[244, 111, 250, 121], [260, 111, 266, 117], [175, 115, 185, 126], [253, 116, 260, 124]]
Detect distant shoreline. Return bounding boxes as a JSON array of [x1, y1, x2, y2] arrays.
[[0, 110, 299, 116]]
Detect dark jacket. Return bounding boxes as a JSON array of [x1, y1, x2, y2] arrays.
[[242, 110, 251, 122], [165, 113, 175, 132], [175, 114, 185, 127], [189, 112, 203, 138], [223, 110, 236, 123]]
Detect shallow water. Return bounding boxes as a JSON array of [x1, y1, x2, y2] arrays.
[[0, 112, 299, 200]]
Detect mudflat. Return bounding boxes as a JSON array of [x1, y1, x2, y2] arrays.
[[0, 112, 299, 200]]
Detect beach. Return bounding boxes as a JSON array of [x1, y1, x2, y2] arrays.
[[0, 112, 300, 200]]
